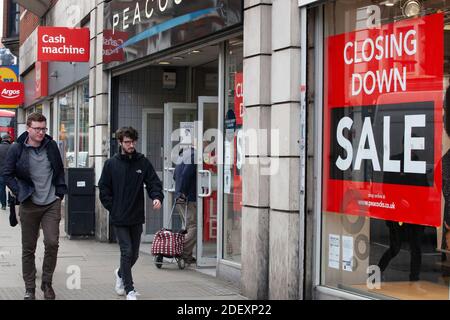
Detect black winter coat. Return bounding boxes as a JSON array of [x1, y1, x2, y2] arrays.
[[2, 132, 67, 203], [98, 151, 164, 226]]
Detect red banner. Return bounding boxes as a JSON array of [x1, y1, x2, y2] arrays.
[[37, 27, 90, 62], [0, 82, 24, 105], [233, 73, 244, 211], [234, 72, 244, 126], [324, 13, 443, 226], [35, 61, 48, 99]]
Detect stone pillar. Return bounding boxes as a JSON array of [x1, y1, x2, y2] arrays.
[[90, 0, 110, 242], [269, 0, 301, 299], [241, 0, 272, 300]]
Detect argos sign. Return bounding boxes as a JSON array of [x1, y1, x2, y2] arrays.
[[323, 13, 443, 227], [0, 82, 24, 105]]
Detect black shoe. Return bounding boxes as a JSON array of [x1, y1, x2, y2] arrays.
[[24, 288, 35, 300], [1, 206, 5, 210], [41, 282, 55, 300]]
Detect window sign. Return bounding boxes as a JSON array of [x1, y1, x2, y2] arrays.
[[324, 13, 444, 227]]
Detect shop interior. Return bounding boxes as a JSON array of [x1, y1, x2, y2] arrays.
[[111, 37, 243, 269]]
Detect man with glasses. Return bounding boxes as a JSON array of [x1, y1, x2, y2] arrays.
[[3, 113, 67, 300], [99, 126, 163, 300]]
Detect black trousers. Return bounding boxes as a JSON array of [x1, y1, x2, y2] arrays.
[[378, 221, 424, 281], [114, 224, 142, 294]]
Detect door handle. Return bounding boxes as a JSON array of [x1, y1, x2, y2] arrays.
[[198, 170, 212, 198]]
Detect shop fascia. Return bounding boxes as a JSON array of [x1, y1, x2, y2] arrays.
[[112, 0, 183, 34]]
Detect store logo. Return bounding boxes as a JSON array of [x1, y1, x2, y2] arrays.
[[1, 88, 20, 99], [115, 7, 219, 50], [112, 0, 184, 34]]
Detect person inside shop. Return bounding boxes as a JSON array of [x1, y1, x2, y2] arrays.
[[98, 126, 163, 300], [0, 133, 12, 210], [173, 143, 197, 265], [377, 134, 426, 282]]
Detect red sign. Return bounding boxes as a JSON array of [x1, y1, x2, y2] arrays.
[[103, 29, 128, 64], [233, 128, 244, 212], [234, 73, 244, 126], [324, 13, 443, 226], [0, 82, 24, 105], [35, 61, 48, 99], [233, 73, 244, 211], [37, 27, 90, 62]]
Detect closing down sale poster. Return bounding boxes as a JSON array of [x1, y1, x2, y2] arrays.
[[324, 13, 443, 227]]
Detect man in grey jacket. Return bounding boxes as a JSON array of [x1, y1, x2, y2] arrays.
[[3, 113, 67, 300]]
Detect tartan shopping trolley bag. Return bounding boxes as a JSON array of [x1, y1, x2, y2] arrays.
[[151, 199, 188, 269]]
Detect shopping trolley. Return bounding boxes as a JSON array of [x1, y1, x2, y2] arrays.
[[151, 198, 188, 269]]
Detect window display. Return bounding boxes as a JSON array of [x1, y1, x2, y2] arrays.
[[223, 37, 243, 262], [320, 0, 450, 299], [58, 83, 89, 168]]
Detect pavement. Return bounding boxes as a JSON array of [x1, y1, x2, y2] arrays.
[[0, 207, 245, 300]]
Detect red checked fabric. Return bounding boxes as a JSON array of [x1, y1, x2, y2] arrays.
[[151, 229, 184, 257]]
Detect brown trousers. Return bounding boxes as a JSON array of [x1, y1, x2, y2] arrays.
[[177, 201, 197, 259], [19, 199, 61, 289]]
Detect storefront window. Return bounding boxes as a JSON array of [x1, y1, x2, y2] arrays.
[[78, 84, 89, 167], [320, 0, 450, 299], [59, 90, 75, 168], [223, 37, 243, 263]]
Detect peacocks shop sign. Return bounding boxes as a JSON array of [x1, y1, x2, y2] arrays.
[[103, 0, 243, 68], [323, 13, 443, 227]]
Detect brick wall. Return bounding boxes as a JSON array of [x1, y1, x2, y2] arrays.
[[19, 6, 39, 46], [19, 0, 59, 46]]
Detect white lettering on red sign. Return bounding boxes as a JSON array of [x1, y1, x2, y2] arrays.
[[1, 88, 20, 99], [344, 30, 417, 96], [41, 32, 85, 55]]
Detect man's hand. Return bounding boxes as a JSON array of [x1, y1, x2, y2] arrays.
[[153, 199, 162, 210]]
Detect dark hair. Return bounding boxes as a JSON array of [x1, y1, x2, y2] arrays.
[[26, 112, 47, 127], [116, 126, 138, 142]]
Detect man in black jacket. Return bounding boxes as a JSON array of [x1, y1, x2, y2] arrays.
[[99, 126, 163, 300], [3, 113, 67, 300]]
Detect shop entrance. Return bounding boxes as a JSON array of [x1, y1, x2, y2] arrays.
[[196, 96, 219, 267], [137, 45, 220, 268], [160, 97, 219, 267]]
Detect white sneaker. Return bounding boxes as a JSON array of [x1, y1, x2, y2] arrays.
[[115, 268, 125, 296], [126, 290, 139, 300]]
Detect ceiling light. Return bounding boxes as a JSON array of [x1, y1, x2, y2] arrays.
[[385, 0, 395, 6], [158, 61, 170, 65], [192, 50, 201, 54], [402, 0, 421, 17], [172, 56, 184, 60]]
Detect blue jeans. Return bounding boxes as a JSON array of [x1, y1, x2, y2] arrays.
[[115, 224, 142, 294], [0, 176, 6, 207]]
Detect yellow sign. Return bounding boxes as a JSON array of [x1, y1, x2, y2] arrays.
[[0, 66, 19, 109]]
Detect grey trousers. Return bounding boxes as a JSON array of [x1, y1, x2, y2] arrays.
[[20, 199, 61, 289], [178, 201, 197, 260]]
